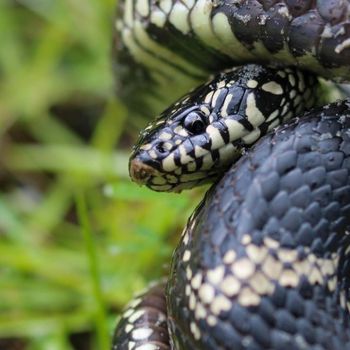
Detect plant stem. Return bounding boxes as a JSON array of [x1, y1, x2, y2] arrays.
[[75, 190, 109, 350]]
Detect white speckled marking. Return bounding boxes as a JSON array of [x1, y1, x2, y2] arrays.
[[221, 93, 233, 117], [210, 294, 232, 315], [125, 324, 133, 333], [194, 145, 208, 158], [246, 244, 268, 264], [267, 118, 280, 131], [201, 105, 211, 115], [241, 234, 252, 245], [183, 249, 191, 262], [149, 150, 157, 159], [217, 80, 226, 89], [159, 132, 172, 140], [335, 38, 350, 53], [279, 269, 299, 287], [207, 315, 218, 326], [277, 249, 298, 263], [132, 328, 153, 340], [211, 88, 224, 108], [328, 276, 337, 291], [225, 118, 247, 140], [204, 90, 214, 104], [219, 143, 237, 163], [186, 266, 193, 279], [190, 0, 228, 55], [242, 128, 261, 145], [262, 256, 283, 280], [238, 288, 260, 306], [187, 161, 197, 172], [136, 0, 149, 17], [207, 265, 225, 285], [308, 266, 323, 284], [288, 74, 296, 87], [174, 125, 189, 137], [220, 275, 240, 297], [169, 2, 190, 34], [179, 144, 194, 164], [261, 81, 283, 94], [207, 125, 225, 149], [123, 308, 135, 319], [231, 258, 255, 279], [191, 272, 203, 289], [265, 109, 280, 122], [247, 79, 258, 88], [129, 310, 146, 323], [190, 321, 201, 340], [264, 237, 279, 249], [135, 344, 159, 350], [150, 8, 167, 27], [245, 93, 266, 126], [212, 12, 255, 59], [223, 250, 236, 264], [250, 271, 273, 295], [159, 0, 172, 13], [199, 283, 215, 304], [162, 153, 176, 171], [124, 0, 134, 27], [195, 302, 207, 319], [189, 292, 196, 310], [201, 151, 214, 170]]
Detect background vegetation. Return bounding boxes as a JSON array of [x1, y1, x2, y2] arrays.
[[0, 1, 203, 349]]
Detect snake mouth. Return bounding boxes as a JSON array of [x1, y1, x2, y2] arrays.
[[129, 158, 159, 185]]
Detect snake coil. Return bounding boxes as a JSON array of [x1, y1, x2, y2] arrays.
[[112, 1, 350, 349]]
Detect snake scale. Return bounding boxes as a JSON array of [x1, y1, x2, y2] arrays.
[[112, 1, 350, 349]]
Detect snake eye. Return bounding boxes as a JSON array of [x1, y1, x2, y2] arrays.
[[183, 111, 207, 135]]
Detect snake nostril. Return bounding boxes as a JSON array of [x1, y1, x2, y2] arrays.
[[156, 142, 167, 154], [129, 158, 155, 184]]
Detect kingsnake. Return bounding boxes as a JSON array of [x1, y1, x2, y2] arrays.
[[112, 1, 350, 349]]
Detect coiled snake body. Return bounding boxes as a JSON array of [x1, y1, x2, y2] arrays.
[[113, 1, 350, 349]]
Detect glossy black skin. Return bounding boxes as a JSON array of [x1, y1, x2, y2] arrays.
[[168, 99, 350, 349], [115, 100, 350, 350]]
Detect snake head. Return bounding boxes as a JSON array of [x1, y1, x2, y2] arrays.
[[129, 93, 219, 192], [129, 64, 317, 192], [128, 66, 249, 192]]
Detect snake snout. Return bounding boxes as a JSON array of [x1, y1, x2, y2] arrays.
[[129, 158, 156, 185]]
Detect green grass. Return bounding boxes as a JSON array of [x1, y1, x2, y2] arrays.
[[0, 1, 204, 349]]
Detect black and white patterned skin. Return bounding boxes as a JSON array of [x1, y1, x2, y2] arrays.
[[129, 64, 318, 192], [113, 0, 350, 114], [112, 283, 170, 350], [167, 100, 350, 350], [112, 0, 350, 349], [115, 100, 350, 350]]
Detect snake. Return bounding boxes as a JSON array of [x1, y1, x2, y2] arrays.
[[112, 1, 350, 349]]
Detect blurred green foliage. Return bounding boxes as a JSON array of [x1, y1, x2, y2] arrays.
[[0, 1, 203, 349]]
